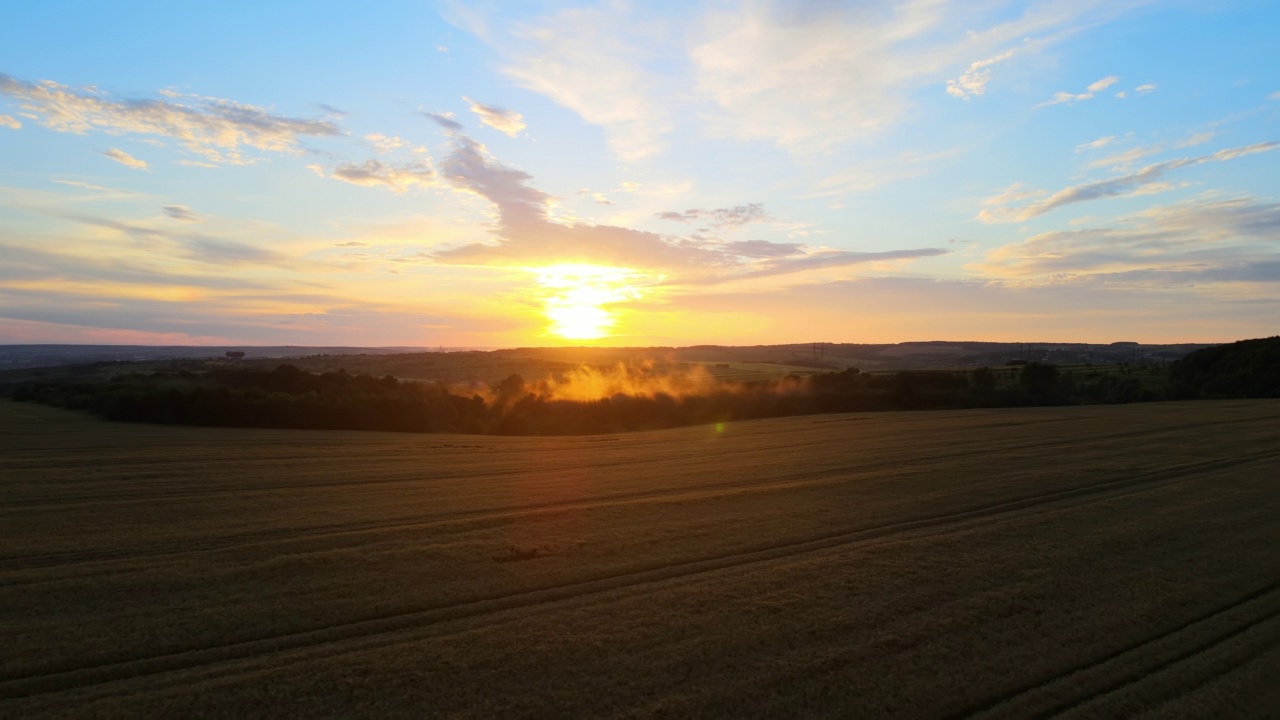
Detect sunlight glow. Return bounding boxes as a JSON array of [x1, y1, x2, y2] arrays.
[[530, 264, 645, 341]]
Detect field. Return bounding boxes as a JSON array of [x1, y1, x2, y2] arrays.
[[1, 399, 1276, 717]]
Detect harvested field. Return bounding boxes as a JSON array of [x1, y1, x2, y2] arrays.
[[0, 399, 1276, 717]]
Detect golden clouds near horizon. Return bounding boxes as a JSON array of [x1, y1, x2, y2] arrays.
[[530, 264, 647, 341]]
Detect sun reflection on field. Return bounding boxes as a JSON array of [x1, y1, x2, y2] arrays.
[[531, 264, 646, 341]]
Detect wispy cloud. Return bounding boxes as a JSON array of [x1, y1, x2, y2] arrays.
[[429, 130, 944, 285], [499, 5, 670, 159], [947, 49, 1016, 99], [1176, 131, 1215, 148], [678, 248, 950, 286], [808, 147, 962, 197], [1075, 135, 1118, 151], [1135, 83, 1157, 95], [364, 133, 407, 152], [0, 72, 341, 164], [162, 205, 200, 222], [465, 97, 526, 137], [975, 196, 1280, 285], [432, 134, 718, 269], [460, 1, 1150, 158], [41, 210, 289, 267], [310, 159, 437, 193], [655, 204, 769, 229], [688, 2, 1144, 153], [979, 141, 1280, 223], [100, 148, 148, 170], [1086, 132, 1217, 171], [51, 179, 135, 194], [1038, 75, 1120, 107], [424, 111, 465, 133], [0, 114, 20, 130]]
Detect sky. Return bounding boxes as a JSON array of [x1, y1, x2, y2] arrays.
[[0, 0, 1276, 348]]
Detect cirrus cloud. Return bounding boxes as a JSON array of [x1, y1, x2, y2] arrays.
[[974, 196, 1280, 286], [311, 159, 437, 193], [464, 97, 526, 137], [0, 72, 341, 164], [100, 148, 148, 170], [979, 141, 1280, 223]]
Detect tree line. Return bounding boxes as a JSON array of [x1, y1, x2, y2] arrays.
[[7, 337, 1275, 435]]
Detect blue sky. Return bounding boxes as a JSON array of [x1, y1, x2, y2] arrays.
[[0, 0, 1276, 346]]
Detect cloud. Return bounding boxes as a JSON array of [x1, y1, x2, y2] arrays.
[[980, 182, 1049, 208], [464, 97, 526, 137], [0, 114, 20, 129], [317, 159, 437, 193], [364, 133, 406, 152], [808, 147, 963, 197], [679, 248, 950, 286], [688, 2, 1144, 153], [975, 196, 1280, 285], [675, 273, 1278, 344], [946, 49, 1016, 99], [162, 205, 200, 222], [1176, 132, 1215, 148], [0, 73, 341, 164], [1135, 83, 1157, 94], [979, 141, 1280, 223], [1086, 144, 1164, 171], [655, 204, 769, 229], [722, 240, 804, 259], [1087, 132, 1218, 171], [499, 5, 671, 160], [1076, 135, 1117, 151], [433, 134, 718, 269], [51, 179, 134, 194], [428, 131, 941, 284], [462, 1, 1148, 158], [424, 112, 465, 133], [1088, 76, 1120, 93], [334, 241, 369, 247], [1038, 75, 1120, 107], [46, 211, 288, 267], [100, 148, 148, 170]]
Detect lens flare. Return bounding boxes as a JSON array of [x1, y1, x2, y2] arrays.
[[531, 264, 644, 341]]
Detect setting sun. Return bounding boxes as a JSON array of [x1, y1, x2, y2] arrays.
[[531, 264, 645, 341]]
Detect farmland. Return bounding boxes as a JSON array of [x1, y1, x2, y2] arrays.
[[0, 399, 1276, 717]]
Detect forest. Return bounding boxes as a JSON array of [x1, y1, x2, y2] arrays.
[[7, 336, 1276, 436]]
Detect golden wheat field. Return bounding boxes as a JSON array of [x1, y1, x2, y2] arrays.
[[0, 399, 1276, 718]]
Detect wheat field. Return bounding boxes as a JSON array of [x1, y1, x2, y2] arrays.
[[0, 399, 1276, 717]]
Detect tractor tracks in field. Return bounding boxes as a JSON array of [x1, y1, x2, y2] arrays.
[[952, 581, 1280, 719], [1, 446, 1276, 703], [2, 410, 1269, 511], [3, 416, 1274, 579]]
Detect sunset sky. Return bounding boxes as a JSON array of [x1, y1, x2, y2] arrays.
[[1, 1, 1276, 347]]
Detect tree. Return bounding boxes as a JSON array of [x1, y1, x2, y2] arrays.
[[1019, 362, 1060, 396], [971, 366, 997, 391]]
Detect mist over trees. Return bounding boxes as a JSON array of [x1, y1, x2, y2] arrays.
[[7, 337, 1274, 435]]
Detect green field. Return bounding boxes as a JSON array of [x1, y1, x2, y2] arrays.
[[1, 400, 1276, 717]]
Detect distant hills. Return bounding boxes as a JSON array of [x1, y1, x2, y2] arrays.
[[0, 345, 439, 370], [0, 340, 1220, 372]]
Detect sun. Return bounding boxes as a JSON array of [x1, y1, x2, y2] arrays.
[[531, 264, 644, 341]]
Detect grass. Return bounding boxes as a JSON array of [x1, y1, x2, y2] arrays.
[[0, 399, 1275, 717]]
